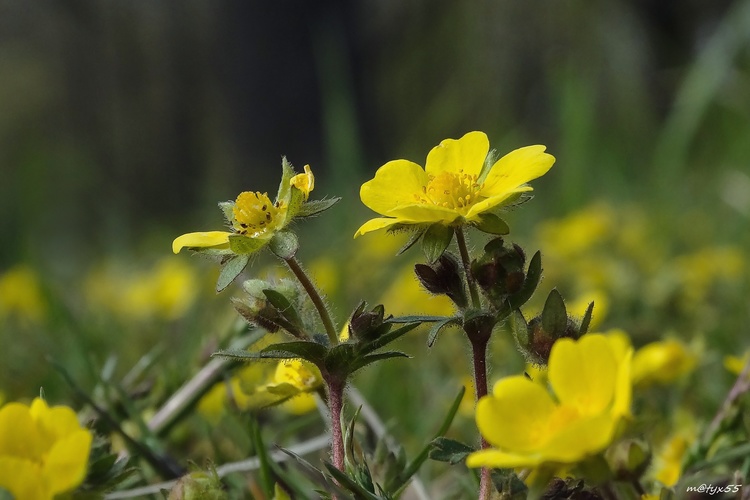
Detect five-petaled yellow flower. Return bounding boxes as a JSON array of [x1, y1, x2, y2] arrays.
[[172, 164, 315, 254], [355, 131, 554, 237], [467, 334, 632, 472], [0, 397, 93, 500]]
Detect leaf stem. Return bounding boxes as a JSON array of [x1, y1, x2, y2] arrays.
[[285, 255, 338, 345], [327, 378, 346, 473], [455, 226, 481, 309]]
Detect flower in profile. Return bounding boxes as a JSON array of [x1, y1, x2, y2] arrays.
[[173, 160, 322, 255], [0, 397, 93, 500], [355, 131, 555, 237], [467, 334, 632, 472]]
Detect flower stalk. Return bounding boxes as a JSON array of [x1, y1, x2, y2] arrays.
[[284, 255, 339, 345], [455, 226, 481, 309]]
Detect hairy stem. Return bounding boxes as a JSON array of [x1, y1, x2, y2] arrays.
[[327, 378, 346, 473], [285, 255, 338, 345], [471, 333, 492, 500], [455, 226, 481, 309]]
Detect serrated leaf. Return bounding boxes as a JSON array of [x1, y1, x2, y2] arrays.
[[323, 463, 381, 500], [296, 197, 341, 217], [263, 289, 303, 329], [579, 301, 595, 336], [428, 437, 475, 464], [268, 231, 299, 259], [427, 317, 460, 347], [228, 234, 267, 255], [542, 288, 567, 335], [396, 227, 427, 256], [216, 254, 250, 292], [475, 213, 510, 235], [421, 223, 453, 263]]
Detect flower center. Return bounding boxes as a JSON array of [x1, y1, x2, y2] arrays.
[[416, 170, 484, 213], [232, 191, 285, 237]]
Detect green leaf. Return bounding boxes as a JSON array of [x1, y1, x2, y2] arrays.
[[542, 288, 568, 335], [296, 197, 341, 217], [216, 254, 250, 292], [387, 315, 449, 323], [261, 341, 328, 365], [507, 250, 542, 311], [212, 349, 299, 362], [427, 317, 460, 347], [263, 289, 303, 329], [579, 301, 595, 336], [474, 213, 510, 235], [323, 343, 357, 376], [228, 234, 267, 255], [507, 310, 529, 347], [249, 418, 276, 499], [358, 322, 420, 355], [268, 231, 299, 259], [428, 437, 475, 464], [421, 223, 454, 263], [349, 351, 410, 374]]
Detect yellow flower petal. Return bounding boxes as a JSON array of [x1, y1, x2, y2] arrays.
[[360, 159, 429, 215], [464, 185, 534, 220], [548, 335, 617, 415], [424, 131, 489, 177], [0, 456, 47, 500], [540, 412, 619, 462], [172, 231, 231, 254], [290, 165, 315, 200], [481, 145, 555, 197], [466, 447, 543, 469], [43, 429, 93, 495], [477, 376, 556, 452]]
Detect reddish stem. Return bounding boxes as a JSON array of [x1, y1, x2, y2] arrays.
[[470, 334, 492, 500], [326, 378, 346, 473]]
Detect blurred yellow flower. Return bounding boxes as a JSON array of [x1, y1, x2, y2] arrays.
[[631, 339, 696, 386], [724, 350, 750, 376], [0, 398, 92, 500], [536, 203, 614, 259], [467, 334, 632, 471], [650, 413, 696, 487], [378, 264, 454, 317], [0, 265, 47, 324], [355, 131, 554, 237], [673, 246, 744, 306], [568, 289, 609, 332]]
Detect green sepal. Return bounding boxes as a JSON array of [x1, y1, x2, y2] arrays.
[[579, 301, 595, 336], [276, 156, 295, 205], [428, 437, 475, 464], [478, 148, 499, 183], [296, 197, 341, 218], [323, 343, 356, 376], [216, 254, 250, 292], [285, 185, 306, 222], [542, 288, 568, 336], [474, 213, 510, 235], [507, 310, 529, 347], [387, 315, 449, 323], [261, 341, 328, 365], [228, 234, 267, 255], [269, 231, 299, 259], [218, 200, 235, 224], [263, 288, 303, 330], [211, 349, 299, 362], [421, 223, 454, 263], [396, 227, 427, 256], [427, 317, 460, 347], [506, 250, 543, 311]]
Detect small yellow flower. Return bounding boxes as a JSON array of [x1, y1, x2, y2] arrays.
[[0, 265, 47, 324], [649, 413, 697, 487], [724, 350, 750, 376], [467, 334, 632, 471], [290, 165, 314, 200], [0, 398, 92, 500], [631, 339, 696, 386], [173, 162, 315, 254], [355, 131, 554, 237]]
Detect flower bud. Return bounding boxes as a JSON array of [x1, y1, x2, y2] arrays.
[[348, 303, 391, 342], [472, 238, 527, 304], [414, 252, 467, 308]]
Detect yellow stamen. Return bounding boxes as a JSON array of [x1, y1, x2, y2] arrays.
[[233, 191, 286, 237], [413, 171, 484, 214]]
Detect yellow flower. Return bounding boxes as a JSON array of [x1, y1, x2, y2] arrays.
[[649, 412, 696, 487], [631, 339, 696, 386], [0, 398, 92, 500], [467, 334, 632, 471], [173, 161, 315, 254], [355, 131, 554, 237]]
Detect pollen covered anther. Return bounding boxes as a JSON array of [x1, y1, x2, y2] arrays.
[[416, 171, 484, 215], [232, 191, 285, 237]]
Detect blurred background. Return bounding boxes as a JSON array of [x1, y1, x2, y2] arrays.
[[1, 0, 750, 483]]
